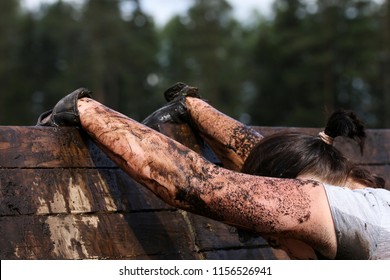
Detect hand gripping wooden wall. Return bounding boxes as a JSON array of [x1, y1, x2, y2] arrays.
[[0, 125, 389, 260]]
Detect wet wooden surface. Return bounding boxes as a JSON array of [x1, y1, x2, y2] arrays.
[[0, 125, 389, 259]]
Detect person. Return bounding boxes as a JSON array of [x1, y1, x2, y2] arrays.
[[37, 84, 390, 260], [143, 83, 388, 259]]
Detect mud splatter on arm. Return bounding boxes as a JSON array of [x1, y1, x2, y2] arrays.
[[186, 97, 263, 171], [78, 98, 336, 259]]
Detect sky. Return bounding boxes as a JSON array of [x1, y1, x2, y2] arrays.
[[21, 0, 275, 25]]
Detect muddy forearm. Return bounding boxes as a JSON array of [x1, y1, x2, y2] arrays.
[[186, 97, 263, 171], [78, 98, 316, 235], [78, 98, 191, 206]]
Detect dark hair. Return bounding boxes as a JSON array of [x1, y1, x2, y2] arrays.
[[241, 109, 385, 188]]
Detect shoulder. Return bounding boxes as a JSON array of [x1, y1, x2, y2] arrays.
[[323, 184, 390, 224], [323, 184, 390, 210], [323, 184, 390, 259]]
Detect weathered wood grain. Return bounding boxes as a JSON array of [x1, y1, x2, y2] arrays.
[[0, 169, 172, 216], [0, 126, 114, 168], [0, 125, 389, 260], [184, 212, 269, 250], [0, 212, 198, 260], [182, 211, 283, 259], [1, 126, 388, 167]]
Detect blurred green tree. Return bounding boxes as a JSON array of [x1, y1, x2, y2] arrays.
[[0, 0, 23, 124], [160, 0, 248, 118], [80, 0, 159, 119], [381, 0, 390, 127], [0, 0, 387, 128], [121, 3, 161, 120], [248, 0, 383, 127], [21, 1, 84, 120]]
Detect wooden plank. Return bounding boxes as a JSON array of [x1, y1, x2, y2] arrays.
[[1, 126, 389, 166], [0, 212, 199, 260], [255, 126, 320, 136], [184, 212, 269, 251], [0, 169, 172, 216], [0, 126, 115, 168], [0, 125, 389, 260]]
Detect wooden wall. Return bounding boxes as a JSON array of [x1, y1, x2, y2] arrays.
[[0, 125, 389, 259]]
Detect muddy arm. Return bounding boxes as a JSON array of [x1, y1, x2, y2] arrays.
[[185, 97, 263, 171], [78, 98, 336, 259]]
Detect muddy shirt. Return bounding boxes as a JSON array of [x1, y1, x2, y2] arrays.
[[323, 184, 390, 259]]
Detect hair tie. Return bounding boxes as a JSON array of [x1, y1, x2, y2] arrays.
[[318, 131, 334, 145]]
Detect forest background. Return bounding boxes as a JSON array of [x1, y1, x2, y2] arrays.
[[0, 0, 389, 128]]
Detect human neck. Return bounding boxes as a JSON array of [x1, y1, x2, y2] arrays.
[[344, 179, 367, 190]]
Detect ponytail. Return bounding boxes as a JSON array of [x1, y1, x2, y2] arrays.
[[242, 109, 385, 189], [323, 109, 366, 153]]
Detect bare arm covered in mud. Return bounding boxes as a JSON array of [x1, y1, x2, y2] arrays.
[[185, 97, 263, 171], [78, 98, 337, 259]]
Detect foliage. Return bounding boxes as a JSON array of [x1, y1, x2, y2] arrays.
[[0, 0, 388, 128], [249, 0, 385, 126]]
